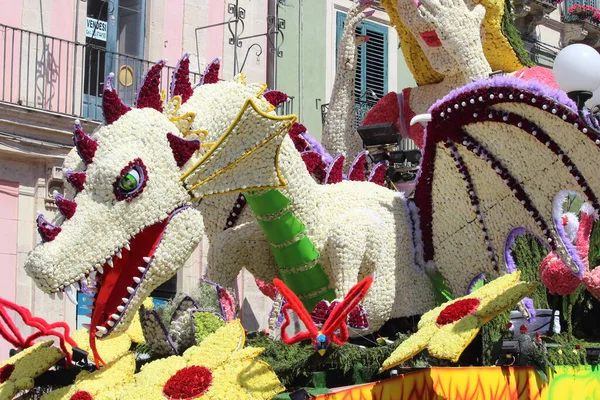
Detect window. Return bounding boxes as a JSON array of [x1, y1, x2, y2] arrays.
[[336, 12, 388, 103]]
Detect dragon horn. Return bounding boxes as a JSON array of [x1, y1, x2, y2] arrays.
[[170, 53, 193, 103], [64, 170, 87, 192], [37, 214, 61, 242], [322, 276, 373, 338], [54, 192, 77, 219], [102, 73, 132, 124], [199, 57, 221, 86], [136, 60, 166, 111], [73, 121, 98, 165]]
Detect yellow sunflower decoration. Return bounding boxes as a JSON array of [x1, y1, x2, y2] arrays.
[[41, 353, 136, 400], [0, 341, 64, 400], [381, 272, 537, 370], [114, 320, 284, 400]]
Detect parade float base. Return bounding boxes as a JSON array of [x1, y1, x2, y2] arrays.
[[272, 365, 600, 400]]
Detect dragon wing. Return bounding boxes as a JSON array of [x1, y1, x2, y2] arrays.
[[413, 76, 600, 297]]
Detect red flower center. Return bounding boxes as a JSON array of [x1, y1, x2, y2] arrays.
[[0, 364, 14, 383], [163, 366, 213, 399], [436, 298, 481, 326], [70, 390, 94, 400]]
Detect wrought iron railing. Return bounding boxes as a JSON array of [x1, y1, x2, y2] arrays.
[[0, 24, 203, 122], [321, 100, 377, 129]]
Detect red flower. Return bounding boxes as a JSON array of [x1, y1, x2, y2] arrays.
[[263, 91, 288, 108], [575, 344, 581, 350], [0, 364, 14, 384], [163, 366, 213, 399], [520, 324, 528, 334], [505, 322, 513, 329], [536, 332, 542, 343], [70, 391, 94, 400], [436, 298, 480, 326]]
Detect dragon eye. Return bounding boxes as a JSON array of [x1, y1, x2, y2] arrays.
[[114, 158, 148, 202]]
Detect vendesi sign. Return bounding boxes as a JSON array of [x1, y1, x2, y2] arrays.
[[86, 17, 107, 42]]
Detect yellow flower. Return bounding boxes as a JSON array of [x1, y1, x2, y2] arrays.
[[41, 352, 136, 400], [125, 297, 155, 344], [70, 329, 131, 365], [0, 341, 64, 400], [113, 320, 284, 400], [381, 272, 536, 370]]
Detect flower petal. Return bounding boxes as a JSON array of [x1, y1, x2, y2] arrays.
[[471, 271, 522, 301], [70, 329, 131, 364], [381, 324, 437, 371], [135, 354, 187, 390], [477, 282, 538, 323], [204, 359, 284, 400], [427, 315, 482, 362], [183, 320, 245, 369], [229, 346, 265, 362]]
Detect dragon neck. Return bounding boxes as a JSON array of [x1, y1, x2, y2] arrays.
[[321, 7, 367, 164]]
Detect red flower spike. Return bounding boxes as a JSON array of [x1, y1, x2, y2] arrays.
[[70, 391, 94, 400], [0, 364, 14, 383], [311, 300, 331, 326], [254, 279, 278, 301], [348, 151, 368, 182], [325, 154, 345, 184], [289, 123, 311, 153], [171, 54, 193, 104], [102, 74, 132, 124], [368, 162, 387, 186], [163, 366, 213, 399], [520, 324, 528, 334], [37, 214, 62, 242], [263, 90, 288, 107], [65, 171, 86, 192], [436, 298, 480, 326], [200, 58, 221, 85], [217, 286, 236, 321], [0, 297, 78, 366], [347, 303, 369, 330], [55, 193, 77, 219], [301, 151, 327, 183], [167, 133, 200, 168], [73, 125, 98, 165], [273, 276, 373, 352], [136, 60, 165, 112]]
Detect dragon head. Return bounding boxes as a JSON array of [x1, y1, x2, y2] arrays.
[[24, 57, 205, 364]]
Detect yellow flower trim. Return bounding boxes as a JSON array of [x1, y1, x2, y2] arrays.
[[70, 329, 131, 365], [0, 341, 64, 400], [381, 272, 537, 370], [41, 353, 136, 400], [112, 320, 284, 400], [381, 0, 525, 86]]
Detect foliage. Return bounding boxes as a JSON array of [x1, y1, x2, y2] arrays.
[[154, 283, 224, 325], [500, 0, 535, 67], [544, 333, 588, 366], [193, 312, 226, 344]]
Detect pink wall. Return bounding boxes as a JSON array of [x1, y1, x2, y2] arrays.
[[206, 0, 225, 70], [163, 0, 185, 63], [0, 180, 19, 359], [47, 0, 76, 113], [0, 0, 23, 27]]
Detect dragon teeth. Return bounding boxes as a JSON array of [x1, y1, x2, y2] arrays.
[[72, 281, 80, 290], [95, 331, 104, 338], [138, 267, 146, 273], [117, 305, 125, 312], [122, 298, 129, 304], [57, 291, 64, 301], [142, 257, 151, 264], [84, 312, 92, 318], [111, 314, 120, 320], [127, 287, 135, 294], [49, 292, 56, 300], [107, 320, 115, 327], [133, 277, 141, 284], [97, 265, 104, 274], [116, 250, 123, 259], [124, 242, 131, 251], [107, 258, 114, 268], [65, 286, 78, 305], [83, 323, 91, 329], [96, 326, 107, 334]]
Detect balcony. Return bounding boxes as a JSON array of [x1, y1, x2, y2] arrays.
[[0, 24, 293, 124], [513, 0, 560, 38], [560, 0, 600, 48]]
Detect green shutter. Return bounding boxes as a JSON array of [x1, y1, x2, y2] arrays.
[[334, 12, 388, 103]]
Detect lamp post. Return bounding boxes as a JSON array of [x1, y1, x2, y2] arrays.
[[553, 44, 600, 133]]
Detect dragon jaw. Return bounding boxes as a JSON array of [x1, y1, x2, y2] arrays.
[[25, 108, 203, 362]]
